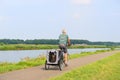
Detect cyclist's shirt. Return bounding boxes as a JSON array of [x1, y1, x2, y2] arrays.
[[59, 34, 68, 46]]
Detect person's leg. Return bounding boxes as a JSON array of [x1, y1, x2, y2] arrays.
[[59, 45, 68, 66], [64, 47, 68, 66], [64, 53, 67, 64]]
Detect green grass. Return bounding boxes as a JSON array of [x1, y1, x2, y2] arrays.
[[0, 44, 58, 50], [50, 52, 120, 80], [69, 50, 109, 59], [0, 50, 110, 74], [0, 56, 46, 73], [0, 44, 109, 50]]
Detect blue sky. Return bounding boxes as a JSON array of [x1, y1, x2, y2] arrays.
[[0, 0, 120, 42]]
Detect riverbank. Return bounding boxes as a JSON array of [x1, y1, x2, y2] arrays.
[[0, 44, 109, 50], [0, 50, 110, 74], [0, 50, 119, 80], [51, 51, 120, 80]]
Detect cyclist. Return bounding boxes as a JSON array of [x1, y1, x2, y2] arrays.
[[59, 29, 71, 66]]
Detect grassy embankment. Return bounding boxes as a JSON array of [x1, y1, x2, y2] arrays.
[[0, 50, 110, 74], [51, 52, 120, 80], [0, 44, 58, 50], [0, 44, 108, 50]]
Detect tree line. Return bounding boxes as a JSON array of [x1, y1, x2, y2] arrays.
[[0, 39, 120, 46]]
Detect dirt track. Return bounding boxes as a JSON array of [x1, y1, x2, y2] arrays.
[[0, 50, 119, 80]]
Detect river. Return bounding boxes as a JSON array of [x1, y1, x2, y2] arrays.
[[0, 48, 108, 63]]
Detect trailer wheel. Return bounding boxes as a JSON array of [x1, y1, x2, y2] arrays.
[[45, 60, 49, 70]]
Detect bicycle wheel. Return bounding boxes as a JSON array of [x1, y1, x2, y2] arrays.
[[58, 59, 64, 71]]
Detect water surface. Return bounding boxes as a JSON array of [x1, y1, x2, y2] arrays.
[[0, 48, 108, 63]]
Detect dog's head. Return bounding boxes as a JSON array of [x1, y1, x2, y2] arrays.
[[49, 51, 57, 62]]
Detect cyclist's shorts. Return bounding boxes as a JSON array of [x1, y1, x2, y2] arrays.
[[59, 44, 67, 53]]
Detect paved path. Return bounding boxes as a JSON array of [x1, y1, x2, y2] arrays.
[[0, 50, 119, 80]]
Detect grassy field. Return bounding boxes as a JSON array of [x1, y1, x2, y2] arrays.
[[0, 50, 110, 74], [50, 52, 120, 80], [0, 44, 109, 50]]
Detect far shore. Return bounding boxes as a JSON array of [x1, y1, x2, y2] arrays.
[[0, 44, 114, 50]]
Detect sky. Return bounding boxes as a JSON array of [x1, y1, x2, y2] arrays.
[[0, 0, 120, 42]]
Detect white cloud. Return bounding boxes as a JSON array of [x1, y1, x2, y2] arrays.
[[0, 16, 6, 26], [0, 16, 6, 21], [73, 13, 81, 19], [71, 0, 92, 5], [0, 16, 13, 22]]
